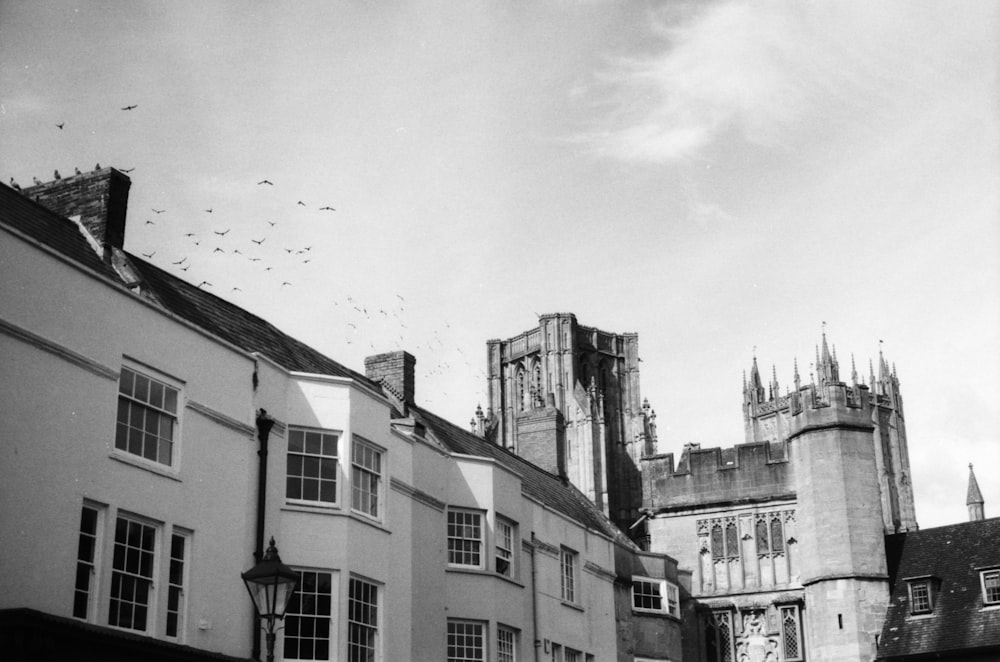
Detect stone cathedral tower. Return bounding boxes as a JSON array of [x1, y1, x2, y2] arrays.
[[642, 333, 916, 662], [472, 313, 657, 533]]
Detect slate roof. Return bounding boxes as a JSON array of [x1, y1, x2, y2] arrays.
[[411, 404, 638, 550], [878, 517, 1000, 660], [4, 179, 635, 550], [1, 183, 118, 281], [0, 183, 378, 388]]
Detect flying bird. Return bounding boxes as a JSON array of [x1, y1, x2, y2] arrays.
[[213, 229, 230, 236], [141, 251, 155, 258], [232, 287, 242, 292], [152, 209, 165, 214], [204, 208, 213, 214], [180, 265, 190, 271], [145, 220, 155, 225], [257, 180, 273, 186], [56, 123, 64, 130], [121, 104, 138, 111], [281, 282, 292, 287], [120, 167, 135, 173], [233, 249, 243, 255], [172, 258, 187, 265], [319, 206, 335, 211], [267, 221, 277, 227], [249, 258, 261, 262], [197, 281, 212, 288], [213, 247, 225, 253], [297, 201, 306, 206], [183, 233, 195, 237], [251, 238, 265, 245]]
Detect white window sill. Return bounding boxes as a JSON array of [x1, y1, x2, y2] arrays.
[[109, 451, 182, 482]]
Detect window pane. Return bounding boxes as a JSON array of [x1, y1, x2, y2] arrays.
[[287, 429, 338, 504], [285, 571, 333, 661]]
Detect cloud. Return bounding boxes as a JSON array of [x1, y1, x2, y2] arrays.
[[585, 1, 997, 163]]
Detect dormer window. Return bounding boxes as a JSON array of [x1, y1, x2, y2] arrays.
[[982, 569, 1000, 606], [906, 577, 936, 615]]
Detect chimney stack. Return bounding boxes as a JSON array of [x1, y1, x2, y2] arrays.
[[21, 166, 131, 261], [365, 351, 416, 409]]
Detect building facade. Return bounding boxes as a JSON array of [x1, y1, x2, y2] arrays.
[[0, 170, 683, 662], [640, 342, 915, 662]]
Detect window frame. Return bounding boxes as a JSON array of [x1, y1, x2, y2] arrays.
[[107, 512, 159, 635], [286, 427, 341, 506], [497, 624, 518, 662], [73, 502, 105, 621], [351, 436, 384, 520], [447, 508, 485, 569], [631, 577, 665, 613], [981, 568, 1000, 606], [495, 516, 517, 578], [778, 604, 804, 661], [284, 568, 335, 662], [447, 619, 486, 662], [348, 575, 380, 662], [706, 609, 735, 662], [114, 364, 182, 469], [165, 529, 190, 641], [907, 578, 935, 615], [560, 547, 578, 604]]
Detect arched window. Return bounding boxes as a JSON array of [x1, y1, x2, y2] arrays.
[[725, 522, 739, 558], [515, 368, 526, 412], [532, 363, 542, 407], [771, 517, 784, 553], [711, 525, 724, 558], [756, 519, 769, 553]]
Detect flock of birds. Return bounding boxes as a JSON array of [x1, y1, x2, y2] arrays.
[[7, 102, 487, 409]]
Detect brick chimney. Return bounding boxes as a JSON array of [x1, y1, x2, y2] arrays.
[[365, 351, 416, 408], [22, 167, 131, 261]]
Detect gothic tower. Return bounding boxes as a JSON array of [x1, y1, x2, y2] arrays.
[[476, 313, 656, 533], [743, 334, 917, 533], [786, 375, 889, 661]]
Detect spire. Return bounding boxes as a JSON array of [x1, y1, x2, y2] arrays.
[[967, 463, 985, 521], [771, 364, 779, 399], [750, 352, 762, 388], [851, 353, 858, 385], [793, 357, 801, 390], [817, 322, 839, 384]]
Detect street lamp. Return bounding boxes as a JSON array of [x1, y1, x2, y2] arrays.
[[242, 537, 299, 662]]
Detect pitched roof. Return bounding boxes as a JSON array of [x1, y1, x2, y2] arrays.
[[411, 404, 637, 549], [1, 183, 379, 389], [878, 517, 1000, 660], [1, 183, 118, 280]]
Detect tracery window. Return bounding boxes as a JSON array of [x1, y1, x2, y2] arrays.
[[705, 610, 734, 662], [755, 513, 786, 556], [779, 605, 803, 661], [708, 519, 740, 560]]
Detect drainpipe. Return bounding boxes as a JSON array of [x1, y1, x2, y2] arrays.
[[531, 532, 541, 662], [252, 408, 276, 661]]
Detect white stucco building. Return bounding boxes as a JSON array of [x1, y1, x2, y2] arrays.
[[0, 169, 682, 662]]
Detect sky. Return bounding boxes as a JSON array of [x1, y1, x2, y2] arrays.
[[1, 1, 997, 529]]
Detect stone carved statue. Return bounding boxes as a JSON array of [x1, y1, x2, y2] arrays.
[[736, 611, 778, 662]]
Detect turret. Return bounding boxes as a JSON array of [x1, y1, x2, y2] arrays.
[[967, 463, 986, 521], [788, 379, 888, 662]]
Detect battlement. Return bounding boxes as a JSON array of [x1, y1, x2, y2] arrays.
[[642, 440, 793, 512], [787, 381, 873, 439]]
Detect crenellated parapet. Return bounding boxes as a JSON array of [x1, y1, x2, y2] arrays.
[[643, 440, 793, 513]]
